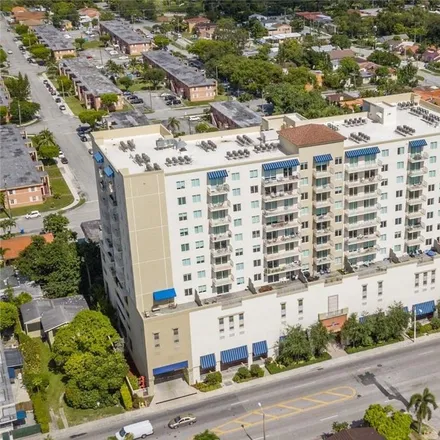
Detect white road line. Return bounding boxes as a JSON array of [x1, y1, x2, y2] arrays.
[[230, 399, 249, 407], [419, 350, 433, 355], [320, 414, 338, 421]]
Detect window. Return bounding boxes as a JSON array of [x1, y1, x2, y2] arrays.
[[380, 221, 387, 228], [430, 141, 438, 149], [362, 285, 367, 300], [298, 299, 303, 314], [235, 233, 243, 241], [180, 228, 189, 237], [153, 333, 160, 348], [335, 157, 342, 165], [395, 218, 402, 225], [183, 273, 192, 282], [301, 192, 308, 200], [429, 170, 437, 178], [381, 192, 388, 200], [301, 235, 309, 243], [252, 230, 260, 238], [381, 179, 388, 186], [382, 149, 389, 157], [428, 198, 434, 206], [380, 207, 387, 215], [397, 147, 405, 155], [430, 156, 437, 164], [234, 218, 242, 227], [414, 273, 419, 288], [335, 172, 343, 180], [301, 221, 309, 229], [179, 212, 187, 221], [335, 186, 342, 195], [378, 281, 383, 296], [233, 203, 241, 212], [335, 229, 342, 237], [335, 257, 342, 265], [195, 240, 204, 249], [232, 172, 240, 181], [395, 204, 402, 211], [184, 288, 192, 296], [335, 201, 342, 209], [254, 274, 261, 281], [252, 215, 260, 224], [253, 259, 261, 267], [300, 177, 309, 185], [427, 211, 434, 219], [236, 263, 244, 270], [335, 215, 342, 223], [281, 303, 286, 318], [380, 234, 386, 241], [381, 164, 388, 172], [193, 210, 202, 219], [232, 188, 241, 196], [431, 270, 436, 284], [427, 225, 433, 232], [394, 232, 401, 239], [239, 313, 244, 328], [191, 178, 200, 187], [181, 243, 189, 251], [229, 316, 234, 331], [250, 169, 258, 178], [250, 185, 259, 194], [396, 176, 404, 184], [176, 180, 185, 189], [428, 184, 435, 192], [178, 197, 186, 205], [397, 161, 404, 169], [173, 328, 179, 343], [335, 243, 342, 251], [194, 225, 203, 233], [182, 258, 191, 266], [192, 194, 201, 203], [196, 256, 205, 264], [219, 318, 224, 333], [300, 207, 309, 216], [394, 244, 401, 252], [251, 200, 260, 209], [302, 249, 310, 257], [198, 285, 207, 293], [253, 245, 261, 253], [197, 270, 205, 278], [236, 248, 243, 256], [237, 277, 245, 285], [396, 190, 403, 197], [300, 162, 308, 170]]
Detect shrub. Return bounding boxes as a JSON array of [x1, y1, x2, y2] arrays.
[[430, 317, 440, 330], [120, 383, 133, 410], [233, 367, 252, 383], [419, 324, 432, 334], [264, 357, 273, 366], [127, 372, 139, 390], [32, 392, 50, 433], [193, 382, 221, 392], [250, 364, 264, 378], [204, 371, 222, 386]]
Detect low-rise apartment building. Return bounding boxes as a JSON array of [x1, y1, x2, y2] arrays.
[[0, 126, 51, 209], [210, 101, 262, 129], [32, 25, 76, 60], [143, 51, 216, 102], [91, 93, 440, 392], [100, 20, 150, 55], [59, 58, 124, 111]]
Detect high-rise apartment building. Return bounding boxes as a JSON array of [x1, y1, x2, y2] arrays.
[[92, 93, 440, 391]]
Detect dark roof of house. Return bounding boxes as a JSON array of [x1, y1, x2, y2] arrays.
[[329, 49, 356, 61], [80, 219, 102, 243], [210, 101, 262, 128], [330, 427, 386, 440], [4, 348, 23, 368], [279, 124, 346, 147], [100, 20, 149, 45], [32, 25, 75, 51]]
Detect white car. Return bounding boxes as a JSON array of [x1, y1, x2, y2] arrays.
[[189, 116, 201, 122], [25, 210, 41, 219], [109, 50, 118, 56], [119, 55, 129, 60], [64, 34, 72, 39], [7, 50, 13, 54], [58, 151, 65, 158]]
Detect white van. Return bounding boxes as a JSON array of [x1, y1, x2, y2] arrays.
[[115, 421, 154, 439]]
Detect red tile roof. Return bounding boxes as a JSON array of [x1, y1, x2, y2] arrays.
[[185, 16, 210, 23], [330, 427, 385, 440], [279, 124, 346, 147], [1, 233, 54, 261]]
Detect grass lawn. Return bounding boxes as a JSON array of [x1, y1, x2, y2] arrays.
[[63, 404, 125, 427], [1, 165, 74, 219], [183, 95, 228, 107], [64, 96, 85, 116], [83, 40, 103, 50]]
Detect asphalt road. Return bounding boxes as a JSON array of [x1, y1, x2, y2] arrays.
[[38, 338, 440, 440]]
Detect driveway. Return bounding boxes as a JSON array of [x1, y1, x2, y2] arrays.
[[154, 378, 197, 404]]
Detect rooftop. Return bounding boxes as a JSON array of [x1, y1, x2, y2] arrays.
[[1, 234, 54, 261], [60, 57, 122, 96], [0, 126, 44, 190], [0, 342, 16, 426], [80, 219, 102, 243], [32, 25, 75, 51], [280, 124, 346, 147], [143, 51, 216, 88], [100, 20, 149, 45], [329, 49, 356, 61], [105, 110, 150, 129], [210, 101, 262, 128]]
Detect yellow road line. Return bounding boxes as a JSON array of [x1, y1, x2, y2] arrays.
[[277, 404, 303, 411], [301, 397, 328, 404], [325, 390, 356, 398]]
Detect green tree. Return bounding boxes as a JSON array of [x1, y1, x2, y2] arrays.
[[277, 38, 304, 66], [368, 310, 390, 344], [386, 302, 410, 339], [285, 66, 317, 88], [0, 48, 7, 64], [193, 430, 220, 440], [332, 421, 349, 433], [100, 34, 111, 46], [278, 325, 312, 365], [248, 18, 268, 39], [144, 0, 157, 20], [78, 110, 107, 127], [142, 67, 165, 89], [13, 292, 32, 307], [0, 106, 8, 123], [30, 45, 52, 61], [213, 18, 248, 50], [338, 57, 361, 87], [118, 76, 134, 91], [397, 63, 418, 87], [189, 40, 238, 64], [0, 302, 18, 332], [74, 38, 86, 50], [39, 144, 59, 159], [10, 100, 40, 124], [57, 75, 73, 96], [408, 388, 438, 434], [100, 11, 115, 21], [367, 50, 401, 68], [309, 321, 330, 357], [105, 60, 124, 76], [33, 129, 57, 150], [330, 34, 352, 49], [341, 313, 373, 348], [153, 34, 170, 50], [195, 122, 212, 133], [4, 73, 30, 100], [43, 213, 70, 237], [0, 218, 16, 236], [15, 24, 29, 35], [364, 404, 412, 440], [166, 117, 180, 133], [100, 93, 119, 111]]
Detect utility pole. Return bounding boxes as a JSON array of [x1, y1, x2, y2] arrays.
[[17, 101, 22, 127]]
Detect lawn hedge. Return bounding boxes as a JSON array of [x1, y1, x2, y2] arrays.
[[120, 383, 133, 410], [265, 353, 331, 375], [344, 337, 403, 354], [32, 393, 50, 433]]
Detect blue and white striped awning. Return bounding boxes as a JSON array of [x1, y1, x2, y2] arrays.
[[279, 335, 286, 342], [220, 345, 248, 364], [208, 170, 228, 179], [314, 154, 333, 163], [104, 166, 114, 177], [93, 152, 104, 163], [408, 139, 427, 149], [262, 159, 300, 171], [252, 340, 268, 357], [345, 147, 380, 158], [412, 300, 435, 316], [200, 353, 216, 369]]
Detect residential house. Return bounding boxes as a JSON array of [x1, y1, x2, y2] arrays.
[[0, 126, 51, 209], [0, 342, 17, 437], [184, 16, 211, 33], [11, 7, 45, 25], [413, 86, 440, 105], [265, 22, 292, 36], [78, 7, 100, 19], [32, 25, 76, 60], [100, 20, 150, 55], [421, 48, 440, 63], [378, 34, 409, 45], [20, 296, 89, 344], [328, 49, 356, 70], [195, 23, 217, 40], [0, 234, 54, 265]]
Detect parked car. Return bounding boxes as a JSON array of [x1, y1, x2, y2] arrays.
[[58, 151, 65, 158], [122, 91, 132, 96], [109, 50, 118, 56], [7, 50, 13, 54], [77, 125, 92, 134], [60, 157, 69, 164], [131, 98, 144, 104], [171, 99, 181, 105], [25, 210, 41, 219], [51, 90, 57, 95], [80, 135, 88, 142], [119, 55, 129, 60], [59, 104, 66, 110], [168, 414, 197, 429], [55, 97, 62, 103]]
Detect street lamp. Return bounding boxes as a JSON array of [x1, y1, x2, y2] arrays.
[[258, 402, 266, 440]]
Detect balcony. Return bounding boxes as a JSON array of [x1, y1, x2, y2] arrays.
[[406, 208, 426, 219], [346, 245, 380, 257], [319, 307, 349, 321], [407, 167, 428, 177], [313, 197, 334, 209], [345, 203, 381, 217], [212, 259, 233, 271], [313, 167, 334, 178], [314, 182, 334, 193], [264, 262, 301, 275], [406, 235, 424, 245], [346, 174, 382, 188], [344, 160, 382, 172], [213, 274, 235, 286], [263, 218, 299, 232], [314, 240, 334, 251], [208, 200, 231, 212], [346, 217, 380, 230], [407, 222, 425, 231], [209, 215, 231, 227], [265, 247, 301, 261], [315, 226, 333, 236], [346, 189, 381, 202], [407, 194, 426, 205], [316, 254, 333, 264], [207, 183, 230, 196], [345, 231, 380, 244], [265, 234, 301, 246], [211, 245, 233, 257], [314, 212, 334, 223], [210, 230, 232, 242], [264, 203, 301, 217], [408, 152, 429, 163], [263, 189, 300, 202], [408, 180, 427, 190], [262, 174, 300, 186]]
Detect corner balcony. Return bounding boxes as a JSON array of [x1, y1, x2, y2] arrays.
[[263, 218, 299, 232], [315, 226, 333, 236], [319, 307, 349, 321], [345, 203, 381, 217], [314, 212, 334, 223], [212, 259, 234, 271], [207, 183, 230, 196], [406, 208, 426, 219], [405, 235, 424, 245], [346, 245, 380, 257], [264, 234, 301, 246], [346, 217, 380, 231], [344, 160, 382, 172], [210, 230, 232, 242], [263, 203, 301, 217], [346, 189, 381, 202], [264, 262, 301, 275], [208, 200, 231, 212], [313, 167, 334, 179], [408, 180, 427, 190], [408, 152, 429, 163], [263, 189, 300, 202], [211, 245, 233, 257], [265, 246, 301, 261], [209, 215, 231, 227], [406, 194, 426, 205], [262, 174, 300, 187], [314, 240, 334, 251], [407, 222, 425, 231], [346, 174, 382, 188], [313, 197, 334, 209], [314, 182, 334, 193], [345, 231, 380, 244], [213, 274, 235, 286], [407, 167, 428, 177], [316, 254, 333, 264]]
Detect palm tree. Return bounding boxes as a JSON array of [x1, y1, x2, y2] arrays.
[[34, 129, 57, 149], [0, 247, 9, 266], [166, 117, 180, 133], [0, 218, 16, 237], [128, 58, 140, 72], [408, 388, 438, 434], [105, 60, 124, 76]]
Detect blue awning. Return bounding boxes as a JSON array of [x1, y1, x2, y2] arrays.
[[208, 170, 228, 179], [93, 152, 104, 163], [220, 345, 248, 364], [153, 288, 176, 302], [263, 159, 300, 171], [200, 353, 216, 369], [408, 139, 427, 148], [252, 340, 268, 357], [16, 410, 26, 420], [345, 147, 380, 158], [314, 154, 333, 163], [153, 360, 188, 375], [104, 166, 114, 177], [412, 300, 435, 316], [8, 367, 15, 379]]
